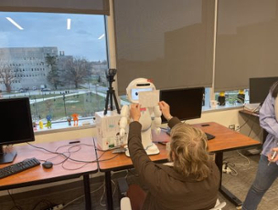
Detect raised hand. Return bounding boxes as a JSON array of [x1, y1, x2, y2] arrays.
[[158, 101, 172, 121], [130, 103, 141, 122]]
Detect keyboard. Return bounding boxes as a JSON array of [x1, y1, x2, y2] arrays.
[[205, 132, 215, 140], [0, 157, 40, 179]]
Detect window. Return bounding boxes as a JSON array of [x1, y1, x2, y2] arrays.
[[0, 12, 108, 125], [214, 89, 248, 106]]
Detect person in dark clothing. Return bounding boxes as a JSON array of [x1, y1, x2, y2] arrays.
[[127, 101, 220, 210]]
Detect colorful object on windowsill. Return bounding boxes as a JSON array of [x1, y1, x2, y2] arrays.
[[218, 91, 226, 106], [237, 89, 245, 104], [39, 119, 43, 129], [46, 115, 52, 129], [67, 116, 72, 126], [72, 113, 79, 126]]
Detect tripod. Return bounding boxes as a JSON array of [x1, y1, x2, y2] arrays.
[[104, 69, 120, 115]]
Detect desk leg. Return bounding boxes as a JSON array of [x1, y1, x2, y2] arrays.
[[105, 171, 114, 210], [215, 152, 242, 207], [83, 174, 92, 210]]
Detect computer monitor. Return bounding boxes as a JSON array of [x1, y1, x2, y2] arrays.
[[249, 77, 278, 104], [160, 87, 204, 123], [0, 97, 34, 164]]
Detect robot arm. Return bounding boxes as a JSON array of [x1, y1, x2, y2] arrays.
[[120, 105, 130, 137], [153, 105, 162, 134]]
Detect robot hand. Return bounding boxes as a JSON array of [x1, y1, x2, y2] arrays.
[[153, 105, 162, 134], [155, 127, 161, 135], [119, 105, 129, 137], [120, 128, 126, 137]]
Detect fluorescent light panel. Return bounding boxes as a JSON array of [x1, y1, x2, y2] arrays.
[[67, 18, 71, 30], [6, 17, 23, 30]]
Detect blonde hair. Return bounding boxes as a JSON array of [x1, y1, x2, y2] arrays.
[[169, 123, 211, 181]]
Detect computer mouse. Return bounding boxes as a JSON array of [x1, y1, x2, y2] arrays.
[[42, 161, 53, 169]]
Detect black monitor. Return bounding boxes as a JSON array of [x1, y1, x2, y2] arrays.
[[249, 77, 278, 104], [160, 87, 204, 123], [0, 97, 34, 164]]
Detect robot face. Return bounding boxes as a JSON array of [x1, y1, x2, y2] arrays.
[[131, 88, 153, 101], [126, 78, 156, 103]]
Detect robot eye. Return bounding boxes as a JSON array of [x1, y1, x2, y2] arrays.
[[135, 92, 138, 96]]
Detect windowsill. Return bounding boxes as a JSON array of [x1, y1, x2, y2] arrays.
[[202, 103, 244, 112], [34, 103, 245, 135], [34, 118, 95, 135]]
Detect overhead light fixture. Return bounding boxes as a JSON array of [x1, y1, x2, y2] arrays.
[[6, 17, 23, 30], [67, 18, 71, 30], [98, 34, 105, 40]]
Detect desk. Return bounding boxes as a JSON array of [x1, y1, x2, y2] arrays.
[[97, 122, 261, 210], [0, 138, 98, 210]]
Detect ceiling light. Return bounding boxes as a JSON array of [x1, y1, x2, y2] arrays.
[[6, 17, 23, 30], [98, 34, 105, 39], [67, 18, 71, 30]]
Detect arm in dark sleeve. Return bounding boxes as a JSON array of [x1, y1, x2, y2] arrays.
[[128, 121, 162, 195], [168, 117, 181, 129]]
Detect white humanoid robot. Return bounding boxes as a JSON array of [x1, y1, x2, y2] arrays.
[[120, 78, 162, 156]]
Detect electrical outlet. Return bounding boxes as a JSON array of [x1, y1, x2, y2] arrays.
[[235, 124, 240, 132], [222, 163, 232, 174], [53, 205, 64, 210], [228, 124, 235, 130], [45, 204, 64, 210]]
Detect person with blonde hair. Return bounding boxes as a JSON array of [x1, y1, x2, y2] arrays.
[[126, 101, 220, 210]]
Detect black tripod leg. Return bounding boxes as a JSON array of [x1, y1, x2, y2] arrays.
[[110, 90, 113, 111], [104, 91, 110, 115], [112, 90, 120, 114]]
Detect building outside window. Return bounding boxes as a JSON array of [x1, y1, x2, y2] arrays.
[[0, 12, 108, 126]]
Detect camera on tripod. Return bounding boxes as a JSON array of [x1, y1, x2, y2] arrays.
[[104, 69, 120, 115], [106, 69, 117, 85]]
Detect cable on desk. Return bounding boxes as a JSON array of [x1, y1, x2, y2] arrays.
[[98, 154, 119, 162], [27, 142, 94, 163], [27, 142, 119, 170]]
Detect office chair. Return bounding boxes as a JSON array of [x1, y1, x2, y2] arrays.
[[120, 197, 226, 210]]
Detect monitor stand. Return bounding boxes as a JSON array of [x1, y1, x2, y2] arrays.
[[0, 145, 17, 164]]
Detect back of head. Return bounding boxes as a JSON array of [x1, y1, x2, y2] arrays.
[[169, 123, 210, 181]]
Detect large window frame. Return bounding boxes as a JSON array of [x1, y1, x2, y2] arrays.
[[0, 12, 109, 132]]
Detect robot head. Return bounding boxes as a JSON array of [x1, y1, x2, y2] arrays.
[[126, 78, 156, 103]]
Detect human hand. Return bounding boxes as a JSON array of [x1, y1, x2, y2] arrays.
[[130, 103, 141, 122], [158, 101, 172, 121], [268, 147, 278, 163]]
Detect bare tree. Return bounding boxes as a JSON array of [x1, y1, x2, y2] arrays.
[[45, 54, 62, 90], [62, 58, 92, 89], [0, 65, 18, 93]]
